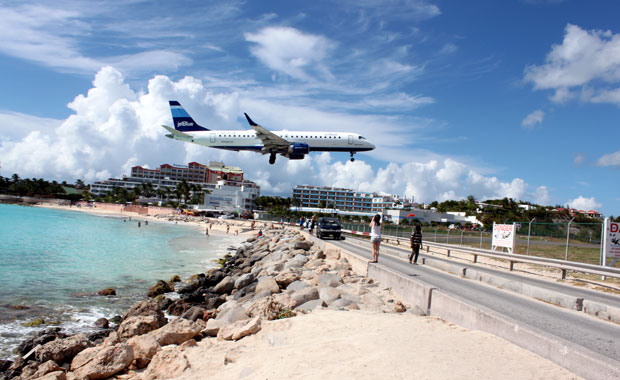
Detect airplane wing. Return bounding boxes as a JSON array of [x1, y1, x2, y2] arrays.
[[244, 113, 290, 153], [161, 125, 193, 142]]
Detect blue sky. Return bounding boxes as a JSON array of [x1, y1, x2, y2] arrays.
[[0, 0, 619, 215]]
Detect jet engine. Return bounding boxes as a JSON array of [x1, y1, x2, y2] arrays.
[[287, 143, 309, 159]]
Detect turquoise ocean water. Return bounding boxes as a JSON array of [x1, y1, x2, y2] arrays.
[[0, 204, 238, 359]]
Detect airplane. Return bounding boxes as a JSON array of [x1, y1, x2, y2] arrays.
[[162, 100, 375, 165]]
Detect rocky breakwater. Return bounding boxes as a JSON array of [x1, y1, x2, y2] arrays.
[[2, 228, 411, 380]]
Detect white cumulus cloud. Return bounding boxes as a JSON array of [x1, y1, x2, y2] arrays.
[[521, 109, 544, 128], [524, 24, 620, 105], [567, 196, 602, 211], [0, 67, 551, 207], [596, 150, 620, 167]]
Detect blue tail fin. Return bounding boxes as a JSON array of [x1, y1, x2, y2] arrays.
[[169, 101, 209, 132]]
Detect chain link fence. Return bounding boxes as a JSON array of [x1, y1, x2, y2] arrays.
[[258, 214, 609, 267]]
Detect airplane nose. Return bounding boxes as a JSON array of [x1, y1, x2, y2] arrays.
[[369, 142, 376, 150]]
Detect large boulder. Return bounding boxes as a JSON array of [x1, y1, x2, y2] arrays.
[[70, 343, 133, 380], [274, 272, 300, 288], [318, 273, 343, 288], [286, 280, 309, 292], [288, 287, 319, 309], [149, 318, 202, 346], [255, 277, 280, 294], [216, 306, 249, 324], [181, 306, 206, 322], [35, 334, 92, 364], [117, 315, 160, 339], [213, 276, 234, 294], [234, 273, 255, 289], [319, 287, 341, 305], [21, 360, 62, 379], [201, 319, 225, 337], [139, 346, 190, 380], [127, 334, 160, 369], [123, 299, 167, 327], [294, 241, 313, 251], [17, 328, 67, 357], [34, 371, 66, 380], [217, 317, 262, 341]]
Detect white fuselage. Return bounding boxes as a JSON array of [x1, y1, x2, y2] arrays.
[[181, 129, 374, 153]]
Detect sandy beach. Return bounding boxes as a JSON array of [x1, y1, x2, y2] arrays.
[[23, 202, 586, 380]]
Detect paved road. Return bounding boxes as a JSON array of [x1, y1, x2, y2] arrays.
[[356, 237, 620, 308], [331, 237, 620, 362]]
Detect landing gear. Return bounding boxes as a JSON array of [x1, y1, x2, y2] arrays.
[[269, 153, 276, 165], [350, 152, 355, 162]]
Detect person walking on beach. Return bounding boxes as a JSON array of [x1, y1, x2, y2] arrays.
[[369, 214, 382, 263], [205, 227, 209, 237], [226, 224, 230, 234], [409, 225, 423, 264]]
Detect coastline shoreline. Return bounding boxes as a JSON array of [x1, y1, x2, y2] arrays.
[[0, 202, 255, 362]]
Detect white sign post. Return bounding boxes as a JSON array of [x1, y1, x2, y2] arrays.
[[603, 218, 620, 268], [492, 223, 516, 253]]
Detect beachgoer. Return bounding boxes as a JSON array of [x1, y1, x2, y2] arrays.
[[409, 225, 423, 264], [310, 216, 316, 235], [258, 229, 263, 237], [138, 221, 141, 228], [145, 220, 148, 225], [235, 229, 239, 235], [299, 217, 305, 229], [205, 227, 209, 237], [226, 225, 230, 234], [369, 214, 382, 263], [251, 220, 255, 230]]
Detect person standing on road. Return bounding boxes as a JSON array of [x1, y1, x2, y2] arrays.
[[369, 214, 382, 263], [409, 225, 423, 264], [310, 215, 317, 235]]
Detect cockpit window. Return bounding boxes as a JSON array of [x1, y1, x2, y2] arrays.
[[359, 136, 366, 140]]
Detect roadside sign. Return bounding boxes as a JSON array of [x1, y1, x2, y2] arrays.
[[492, 223, 516, 253]]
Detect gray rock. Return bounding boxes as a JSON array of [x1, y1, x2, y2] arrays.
[[294, 241, 313, 251], [328, 298, 352, 310], [318, 273, 343, 288], [304, 258, 325, 270], [319, 287, 341, 305], [252, 290, 273, 302], [286, 280, 310, 292], [213, 276, 234, 294], [216, 306, 249, 324], [255, 277, 280, 294], [234, 273, 255, 289], [289, 287, 319, 308], [35, 333, 92, 364], [202, 319, 225, 337], [292, 254, 309, 265], [296, 299, 326, 312]]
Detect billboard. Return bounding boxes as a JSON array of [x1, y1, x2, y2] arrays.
[[603, 218, 620, 266], [492, 223, 516, 253]]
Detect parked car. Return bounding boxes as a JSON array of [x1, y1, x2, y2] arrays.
[[316, 217, 342, 240]]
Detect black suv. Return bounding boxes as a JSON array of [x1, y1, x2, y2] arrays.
[[316, 217, 342, 240]]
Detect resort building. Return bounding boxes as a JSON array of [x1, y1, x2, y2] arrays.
[[291, 185, 414, 213], [130, 161, 243, 183], [90, 161, 259, 211]]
